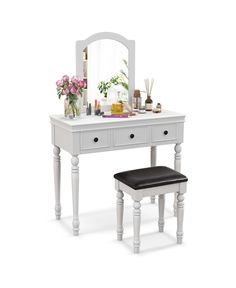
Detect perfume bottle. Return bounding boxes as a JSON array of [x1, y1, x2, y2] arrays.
[[156, 103, 161, 113], [144, 78, 154, 111], [133, 89, 142, 109]]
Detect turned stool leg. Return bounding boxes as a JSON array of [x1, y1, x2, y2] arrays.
[[116, 190, 124, 241], [158, 194, 165, 232], [133, 200, 141, 253], [176, 183, 185, 244]]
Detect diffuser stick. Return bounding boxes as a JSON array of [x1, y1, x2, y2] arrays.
[[144, 78, 150, 96], [150, 78, 154, 96]]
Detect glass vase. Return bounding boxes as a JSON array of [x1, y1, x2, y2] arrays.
[[64, 96, 81, 119]]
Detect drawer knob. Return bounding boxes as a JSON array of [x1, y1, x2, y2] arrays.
[[163, 130, 168, 135], [130, 133, 135, 139], [94, 137, 99, 143]]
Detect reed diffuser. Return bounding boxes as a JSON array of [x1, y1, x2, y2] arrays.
[[144, 78, 154, 111]]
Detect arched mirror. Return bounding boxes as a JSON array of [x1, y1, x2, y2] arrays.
[[76, 32, 135, 108]]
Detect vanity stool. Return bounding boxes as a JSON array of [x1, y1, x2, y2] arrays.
[[114, 166, 188, 253]]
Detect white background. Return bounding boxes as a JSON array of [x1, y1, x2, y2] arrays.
[[0, 0, 236, 287]]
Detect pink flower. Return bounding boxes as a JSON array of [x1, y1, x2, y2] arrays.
[[62, 75, 69, 82], [57, 80, 64, 87], [79, 80, 85, 88], [56, 75, 85, 98], [70, 86, 77, 94], [71, 76, 79, 84], [63, 88, 69, 95]]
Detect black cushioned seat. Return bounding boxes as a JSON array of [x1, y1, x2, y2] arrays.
[[114, 166, 188, 190]]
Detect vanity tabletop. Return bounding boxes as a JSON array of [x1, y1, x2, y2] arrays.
[[50, 110, 185, 131]]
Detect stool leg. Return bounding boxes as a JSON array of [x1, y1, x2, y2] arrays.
[[151, 196, 156, 204], [133, 201, 141, 253], [158, 194, 165, 232], [150, 146, 156, 204], [176, 184, 185, 244], [173, 193, 177, 217], [116, 190, 124, 241]]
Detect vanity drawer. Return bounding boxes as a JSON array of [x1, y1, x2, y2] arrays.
[[152, 124, 177, 143], [80, 130, 110, 150], [114, 127, 147, 147]]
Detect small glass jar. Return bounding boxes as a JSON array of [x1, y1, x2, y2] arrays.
[[156, 103, 162, 113], [111, 102, 124, 114]]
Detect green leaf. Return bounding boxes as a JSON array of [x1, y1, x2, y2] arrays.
[[120, 82, 128, 90], [123, 59, 128, 67], [120, 70, 128, 80]]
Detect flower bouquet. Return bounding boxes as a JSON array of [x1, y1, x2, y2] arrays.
[[56, 75, 86, 118]]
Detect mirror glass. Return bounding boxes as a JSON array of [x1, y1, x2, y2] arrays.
[[82, 39, 128, 105]]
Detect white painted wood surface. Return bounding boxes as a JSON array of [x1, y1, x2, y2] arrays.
[[50, 110, 185, 155], [115, 179, 187, 253], [133, 201, 141, 254], [150, 146, 156, 203], [76, 32, 135, 107], [116, 180, 180, 201], [116, 190, 124, 241], [53, 146, 61, 220], [71, 156, 79, 236], [158, 194, 165, 232], [177, 183, 186, 244], [50, 110, 185, 235], [174, 143, 182, 172], [51, 110, 184, 131], [174, 143, 182, 216]]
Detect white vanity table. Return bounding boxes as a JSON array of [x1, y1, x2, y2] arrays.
[[50, 110, 185, 235], [51, 32, 186, 235]]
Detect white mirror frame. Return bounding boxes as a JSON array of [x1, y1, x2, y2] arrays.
[[76, 32, 135, 107]]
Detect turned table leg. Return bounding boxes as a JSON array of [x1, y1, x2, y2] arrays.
[[71, 155, 79, 236], [116, 190, 124, 241], [53, 146, 61, 220], [150, 146, 156, 203], [133, 200, 141, 253], [174, 143, 182, 216]]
